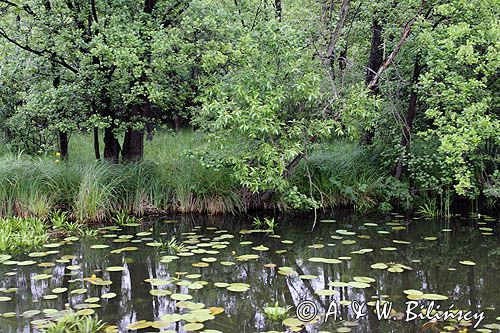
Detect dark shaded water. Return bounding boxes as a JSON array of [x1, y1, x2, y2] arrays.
[[0, 212, 499, 332]]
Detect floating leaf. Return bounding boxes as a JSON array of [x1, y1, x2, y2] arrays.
[[150, 289, 172, 297], [106, 266, 125, 272], [282, 317, 304, 327], [422, 294, 448, 301], [90, 244, 109, 249], [66, 265, 81, 271], [52, 287, 68, 294], [127, 320, 152, 330], [227, 283, 250, 292], [101, 292, 117, 299], [201, 257, 217, 263], [160, 313, 182, 322], [348, 281, 371, 289], [70, 288, 87, 295], [183, 323, 204, 331], [316, 289, 337, 296], [171, 293, 193, 301], [252, 245, 269, 251], [76, 309, 95, 316]]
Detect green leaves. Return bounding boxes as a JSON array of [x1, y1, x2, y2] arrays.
[[417, 0, 499, 196]]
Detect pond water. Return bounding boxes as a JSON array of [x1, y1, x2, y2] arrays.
[[0, 212, 500, 332]]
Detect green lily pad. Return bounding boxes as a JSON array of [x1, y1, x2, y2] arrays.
[[106, 266, 125, 272], [183, 323, 204, 331], [171, 293, 193, 301], [127, 320, 152, 330], [52, 287, 68, 294]]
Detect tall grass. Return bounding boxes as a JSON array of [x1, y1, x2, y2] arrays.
[[292, 141, 410, 212], [0, 132, 403, 220], [0, 154, 60, 218], [0, 131, 242, 220]]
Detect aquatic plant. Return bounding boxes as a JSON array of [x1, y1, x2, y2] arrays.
[[264, 302, 290, 321], [252, 217, 264, 229], [264, 217, 278, 232], [416, 194, 439, 218], [162, 236, 187, 253], [0, 216, 48, 252], [50, 210, 97, 237], [292, 142, 412, 212], [253, 217, 278, 232], [112, 211, 138, 226], [41, 311, 106, 333]]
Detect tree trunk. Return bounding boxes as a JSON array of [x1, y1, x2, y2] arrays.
[[174, 117, 181, 133], [275, 0, 282, 21], [360, 17, 384, 145], [58, 131, 69, 160], [93, 127, 101, 160], [394, 58, 422, 179], [104, 127, 120, 163], [365, 17, 384, 92], [122, 103, 145, 161], [122, 130, 144, 161]]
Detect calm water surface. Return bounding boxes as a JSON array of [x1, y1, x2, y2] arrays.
[[0, 212, 499, 332]]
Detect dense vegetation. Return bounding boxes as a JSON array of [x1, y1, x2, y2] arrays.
[[0, 0, 498, 219]]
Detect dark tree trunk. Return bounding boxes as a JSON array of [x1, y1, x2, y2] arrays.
[[122, 103, 145, 161], [122, 130, 144, 161], [275, 0, 282, 21], [145, 102, 155, 141], [93, 127, 101, 160], [365, 18, 384, 91], [174, 117, 181, 133], [360, 17, 384, 145], [146, 125, 154, 141], [58, 131, 69, 160], [394, 58, 422, 179], [104, 127, 120, 163]]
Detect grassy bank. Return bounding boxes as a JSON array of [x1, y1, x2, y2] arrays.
[[0, 131, 243, 221], [0, 131, 415, 221]]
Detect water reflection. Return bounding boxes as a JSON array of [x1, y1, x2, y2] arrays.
[[0, 212, 499, 332]]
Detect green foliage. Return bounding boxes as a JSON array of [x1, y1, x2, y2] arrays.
[[0, 132, 242, 218], [0, 216, 48, 253], [0, 0, 498, 212], [293, 142, 412, 212], [416, 0, 499, 197], [264, 302, 290, 321], [253, 217, 278, 232], [112, 211, 138, 226], [160, 236, 187, 253], [41, 312, 105, 333], [51, 210, 98, 237]]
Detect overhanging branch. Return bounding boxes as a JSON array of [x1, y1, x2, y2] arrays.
[[0, 28, 79, 74]]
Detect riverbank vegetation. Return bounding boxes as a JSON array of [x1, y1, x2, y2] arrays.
[[0, 0, 498, 221]]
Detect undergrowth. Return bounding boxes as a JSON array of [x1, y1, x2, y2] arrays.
[[0, 132, 414, 220]]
